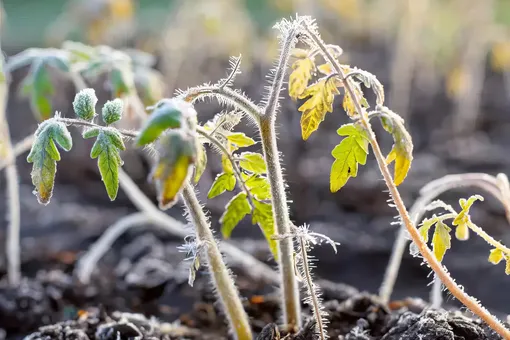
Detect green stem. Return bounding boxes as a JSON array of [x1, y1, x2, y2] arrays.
[[181, 183, 252, 340]]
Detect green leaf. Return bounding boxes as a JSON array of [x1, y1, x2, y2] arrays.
[[82, 127, 101, 139], [102, 98, 123, 125], [221, 192, 251, 239], [73, 88, 98, 121], [193, 143, 207, 184], [432, 220, 451, 262], [150, 130, 196, 209], [252, 200, 278, 259], [208, 172, 236, 199], [110, 66, 133, 97], [452, 195, 483, 241], [227, 132, 256, 147], [20, 60, 55, 121], [489, 248, 504, 265], [133, 67, 165, 107], [380, 107, 413, 186], [90, 130, 125, 200], [330, 123, 369, 192], [136, 98, 197, 146], [243, 173, 271, 200], [27, 119, 73, 204], [239, 152, 267, 174]]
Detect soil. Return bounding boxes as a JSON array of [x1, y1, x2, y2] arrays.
[[2, 39, 510, 339]]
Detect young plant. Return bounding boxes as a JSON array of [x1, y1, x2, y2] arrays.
[[380, 173, 510, 307]]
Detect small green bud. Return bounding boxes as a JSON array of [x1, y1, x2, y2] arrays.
[[102, 98, 123, 125], [73, 88, 97, 121]]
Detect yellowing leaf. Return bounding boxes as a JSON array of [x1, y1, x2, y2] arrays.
[[418, 216, 439, 243], [252, 200, 277, 258], [317, 63, 333, 75], [208, 172, 236, 199], [239, 152, 267, 174], [432, 220, 451, 262], [289, 57, 314, 100], [27, 119, 73, 205], [221, 140, 235, 174], [298, 78, 340, 140], [227, 132, 256, 147], [193, 142, 207, 184], [489, 248, 504, 265], [243, 173, 271, 200], [151, 131, 196, 209], [380, 107, 413, 186], [342, 82, 368, 118], [221, 192, 251, 238], [490, 42, 510, 72], [452, 195, 483, 240], [330, 123, 369, 192], [506, 258, 510, 275]]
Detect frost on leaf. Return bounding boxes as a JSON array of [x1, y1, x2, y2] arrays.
[[380, 107, 413, 186], [342, 81, 369, 118], [330, 123, 369, 192], [88, 129, 126, 200], [150, 130, 196, 209], [289, 56, 315, 100], [221, 192, 251, 239], [73, 88, 98, 121], [239, 152, 267, 174], [208, 172, 236, 199], [489, 248, 504, 265], [298, 78, 340, 140], [252, 200, 278, 258], [432, 220, 451, 262], [452, 195, 483, 241], [27, 119, 73, 205], [136, 98, 197, 146]]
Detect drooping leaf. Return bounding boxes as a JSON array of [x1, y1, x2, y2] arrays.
[[90, 129, 126, 200], [221, 192, 251, 238], [27, 119, 73, 204], [239, 152, 267, 174], [252, 200, 277, 258], [288, 57, 315, 100], [227, 132, 255, 148], [342, 81, 369, 118], [506, 257, 510, 275], [452, 195, 483, 241], [380, 107, 413, 186], [330, 123, 369, 192], [417, 216, 439, 243], [431, 220, 451, 262], [193, 142, 207, 184], [110, 65, 134, 97], [243, 173, 271, 200], [136, 98, 197, 146], [208, 172, 236, 199], [73, 88, 98, 121], [20, 60, 54, 121], [298, 78, 340, 140], [489, 248, 504, 265], [150, 130, 196, 209]]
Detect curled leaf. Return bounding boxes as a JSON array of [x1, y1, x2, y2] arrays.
[[150, 130, 196, 209], [489, 248, 504, 265], [102, 98, 124, 124], [452, 195, 483, 240], [432, 220, 451, 262], [221, 192, 251, 239], [330, 123, 369, 192], [289, 57, 314, 100], [27, 119, 73, 204], [73, 88, 98, 121], [298, 78, 340, 140]]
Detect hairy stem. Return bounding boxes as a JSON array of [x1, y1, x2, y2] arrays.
[[1, 69, 21, 287], [259, 117, 301, 331], [380, 173, 510, 304], [181, 183, 252, 340], [304, 23, 510, 338]]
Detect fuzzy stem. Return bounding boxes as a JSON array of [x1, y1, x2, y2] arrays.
[[181, 183, 252, 340], [1, 65, 21, 287], [259, 117, 301, 331], [380, 173, 510, 304], [304, 24, 510, 338], [299, 237, 326, 340]]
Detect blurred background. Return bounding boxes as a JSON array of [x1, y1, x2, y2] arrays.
[[1, 0, 510, 327]]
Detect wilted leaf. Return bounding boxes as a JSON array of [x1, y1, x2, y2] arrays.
[[298, 78, 340, 140], [150, 130, 196, 209], [239, 152, 267, 174], [432, 220, 451, 262], [227, 132, 255, 147], [27, 119, 73, 204], [208, 172, 236, 199], [330, 123, 369, 192], [342, 82, 369, 118], [20, 60, 54, 121], [289, 57, 314, 100], [417, 216, 439, 243], [380, 107, 413, 186], [90, 129, 126, 200], [136, 98, 197, 146], [252, 200, 277, 258], [221, 192, 251, 238], [452, 195, 483, 241], [489, 248, 504, 265], [193, 143, 207, 183]]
